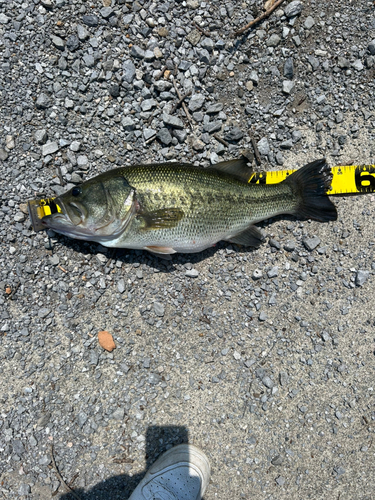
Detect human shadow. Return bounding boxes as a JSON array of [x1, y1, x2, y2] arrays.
[[58, 425, 201, 500]]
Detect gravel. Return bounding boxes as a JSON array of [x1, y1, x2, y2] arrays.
[[1, 1, 375, 499]]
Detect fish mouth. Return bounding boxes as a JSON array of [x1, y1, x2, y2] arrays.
[[41, 194, 138, 242]]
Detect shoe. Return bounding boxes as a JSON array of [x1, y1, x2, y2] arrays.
[[128, 443, 210, 500]]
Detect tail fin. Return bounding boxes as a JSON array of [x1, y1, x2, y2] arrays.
[[284, 159, 337, 222]]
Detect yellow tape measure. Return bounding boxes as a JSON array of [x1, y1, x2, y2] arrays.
[[248, 164, 375, 195], [28, 164, 375, 232]]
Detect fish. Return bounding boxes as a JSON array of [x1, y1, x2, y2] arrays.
[[41, 157, 337, 256]]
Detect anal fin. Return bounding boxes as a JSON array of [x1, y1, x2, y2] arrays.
[[227, 225, 265, 248], [144, 245, 177, 260]]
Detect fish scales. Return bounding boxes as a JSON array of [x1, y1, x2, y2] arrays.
[[40, 158, 337, 255], [99, 164, 299, 252]]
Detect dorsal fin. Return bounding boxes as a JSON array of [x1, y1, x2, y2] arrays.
[[209, 157, 253, 183]]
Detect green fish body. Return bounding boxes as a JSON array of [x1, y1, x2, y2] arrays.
[[42, 158, 337, 256]]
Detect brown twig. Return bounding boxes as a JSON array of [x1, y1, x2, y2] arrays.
[[50, 444, 82, 500], [56, 165, 66, 187], [170, 90, 192, 115], [213, 133, 229, 147], [58, 265, 68, 273], [250, 134, 262, 165], [145, 134, 157, 145], [193, 21, 210, 37], [172, 78, 194, 129], [234, 0, 286, 37]]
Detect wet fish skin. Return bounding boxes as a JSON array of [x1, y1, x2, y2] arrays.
[[41, 158, 337, 255]]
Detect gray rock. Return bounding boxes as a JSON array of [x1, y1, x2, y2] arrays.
[[77, 155, 88, 168], [117, 279, 126, 293], [42, 142, 59, 156], [18, 484, 31, 496], [284, 242, 297, 255], [199, 48, 210, 64], [83, 54, 95, 67], [284, 1, 303, 18], [77, 411, 88, 427], [203, 121, 222, 134], [131, 45, 145, 59], [109, 84, 120, 98], [66, 35, 80, 51], [82, 14, 99, 27], [267, 34, 281, 47], [201, 37, 214, 52], [0, 149, 8, 161], [185, 269, 199, 277], [249, 70, 259, 84], [267, 266, 279, 278], [141, 98, 157, 111], [262, 376, 274, 389], [303, 236, 321, 251], [49, 254, 59, 266], [308, 55, 319, 71], [188, 94, 205, 112], [157, 128, 173, 145], [352, 59, 364, 71], [206, 103, 223, 114], [122, 116, 136, 131], [70, 140, 81, 152], [192, 138, 205, 151], [257, 137, 270, 156], [122, 60, 136, 83], [34, 129, 47, 145], [154, 302, 165, 317], [259, 311, 267, 321], [280, 139, 293, 149], [77, 24, 89, 41], [224, 127, 243, 142], [355, 270, 369, 286], [100, 7, 114, 19], [0, 13, 10, 24], [143, 128, 156, 140], [39, 455, 51, 466], [162, 113, 184, 129], [304, 16, 315, 29], [276, 475, 286, 486], [36, 93, 50, 109], [368, 39, 375, 55], [338, 56, 350, 69], [284, 58, 294, 79], [271, 455, 284, 466], [51, 35, 65, 50], [292, 130, 302, 142], [282, 80, 295, 94], [112, 408, 125, 420], [279, 372, 288, 386], [173, 129, 187, 143]]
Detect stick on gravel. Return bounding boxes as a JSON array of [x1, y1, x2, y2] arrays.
[[234, 0, 286, 36], [50, 444, 82, 500]]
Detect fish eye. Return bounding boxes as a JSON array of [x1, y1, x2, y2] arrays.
[[72, 186, 82, 197]]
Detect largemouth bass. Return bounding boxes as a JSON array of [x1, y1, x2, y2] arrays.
[[41, 158, 337, 256]]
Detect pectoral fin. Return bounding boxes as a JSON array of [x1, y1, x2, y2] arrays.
[[227, 225, 265, 248], [140, 208, 184, 230]]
